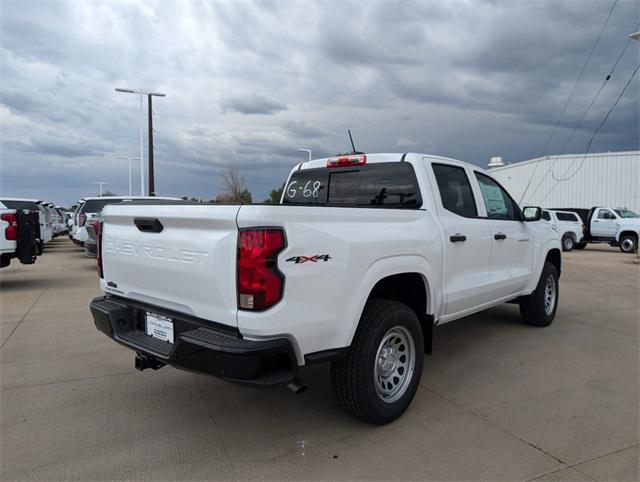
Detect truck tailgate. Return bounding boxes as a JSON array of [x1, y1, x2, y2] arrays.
[[101, 204, 240, 328]]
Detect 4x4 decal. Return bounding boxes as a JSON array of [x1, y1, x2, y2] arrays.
[[286, 254, 332, 264]]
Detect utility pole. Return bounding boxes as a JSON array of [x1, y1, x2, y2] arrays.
[[296, 148, 312, 162], [117, 157, 140, 196], [92, 181, 109, 197], [148, 95, 155, 196], [115, 88, 166, 196]]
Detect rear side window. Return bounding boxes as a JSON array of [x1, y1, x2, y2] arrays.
[[431, 164, 477, 217], [555, 212, 578, 222], [282, 162, 421, 208]]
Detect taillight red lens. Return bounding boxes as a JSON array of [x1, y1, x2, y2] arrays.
[[237, 228, 285, 310], [327, 154, 367, 168], [79, 213, 87, 227], [96, 221, 104, 278], [2, 213, 18, 241]]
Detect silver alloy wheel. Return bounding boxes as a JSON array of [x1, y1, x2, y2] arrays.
[[544, 274, 556, 316], [621, 237, 635, 253], [374, 326, 415, 403], [563, 237, 573, 250]]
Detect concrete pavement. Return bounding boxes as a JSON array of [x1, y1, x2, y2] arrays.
[[1, 238, 638, 480]]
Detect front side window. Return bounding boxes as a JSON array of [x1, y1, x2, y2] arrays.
[[542, 210, 551, 221], [474, 172, 519, 220], [597, 209, 615, 220], [431, 164, 477, 217]]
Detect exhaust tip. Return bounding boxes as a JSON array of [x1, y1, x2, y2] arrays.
[[287, 379, 307, 394]]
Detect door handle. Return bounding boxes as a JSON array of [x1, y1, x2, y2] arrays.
[[134, 217, 163, 233], [449, 234, 467, 243], [494, 233, 507, 240]]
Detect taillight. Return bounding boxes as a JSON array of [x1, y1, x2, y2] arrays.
[[237, 228, 285, 310], [327, 154, 367, 168], [96, 220, 104, 278], [79, 213, 87, 227], [2, 213, 17, 241]]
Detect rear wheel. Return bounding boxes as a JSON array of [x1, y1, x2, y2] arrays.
[[619, 234, 637, 253], [519, 262, 559, 327], [562, 235, 574, 252], [331, 299, 424, 425]]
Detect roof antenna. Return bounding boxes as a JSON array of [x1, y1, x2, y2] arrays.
[[348, 129, 365, 155]]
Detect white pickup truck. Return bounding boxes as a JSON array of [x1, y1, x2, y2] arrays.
[[0, 201, 40, 268], [90, 153, 562, 424], [585, 207, 639, 253], [542, 209, 584, 251]]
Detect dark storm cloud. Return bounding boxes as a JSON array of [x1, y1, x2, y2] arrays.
[[0, 0, 638, 206], [221, 94, 288, 115]]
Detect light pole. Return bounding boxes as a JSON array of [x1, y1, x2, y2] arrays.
[[115, 88, 166, 196], [117, 157, 140, 196], [296, 148, 312, 162], [92, 181, 109, 197]]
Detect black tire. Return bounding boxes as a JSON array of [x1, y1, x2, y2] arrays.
[[573, 242, 587, 250], [561, 235, 574, 252], [619, 234, 638, 253], [331, 299, 424, 425], [519, 262, 559, 327], [0, 255, 10, 268]]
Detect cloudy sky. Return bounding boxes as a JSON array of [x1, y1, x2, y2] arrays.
[[1, 0, 638, 206]]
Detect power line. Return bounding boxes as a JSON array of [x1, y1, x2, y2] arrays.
[[538, 61, 640, 203], [555, 33, 635, 157], [518, 0, 619, 203]]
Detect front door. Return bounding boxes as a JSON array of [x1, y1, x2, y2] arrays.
[[474, 172, 533, 297], [591, 208, 618, 238]]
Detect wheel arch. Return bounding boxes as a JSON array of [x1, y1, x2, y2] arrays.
[[545, 248, 561, 276], [343, 256, 437, 356]]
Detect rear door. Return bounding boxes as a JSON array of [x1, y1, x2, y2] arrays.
[[429, 162, 494, 315], [101, 204, 241, 327], [473, 171, 532, 296]]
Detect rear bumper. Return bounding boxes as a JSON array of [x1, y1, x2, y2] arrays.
[[90, 296, 298, 388]]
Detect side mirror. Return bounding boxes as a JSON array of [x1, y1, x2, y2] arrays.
[[523, 206, 542, 222]]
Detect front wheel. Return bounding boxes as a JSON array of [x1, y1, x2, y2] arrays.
[[619, 234, 638, 253], [519, 262, 559, 327], [331, 299, 424, 425]]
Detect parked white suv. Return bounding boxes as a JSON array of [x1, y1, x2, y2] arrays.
[[543, 210, 584, 251], [90, 153, 561, 424]]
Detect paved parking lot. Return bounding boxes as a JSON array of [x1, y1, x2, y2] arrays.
[[1, 238, 638, 481]]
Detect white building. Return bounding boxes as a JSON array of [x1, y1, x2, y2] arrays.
[[490, 150, 640, 212]]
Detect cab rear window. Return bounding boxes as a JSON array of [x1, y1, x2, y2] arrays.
[[282, 162, 421, 208], [1, 200, 38, 210], [81, 199, 123, 213]]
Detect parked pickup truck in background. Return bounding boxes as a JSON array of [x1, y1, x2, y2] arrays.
[[559, 207, 640, 253], [0, 201, 40, 268], [542, 209, 585, 251], [90, 153, 562, 424]]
